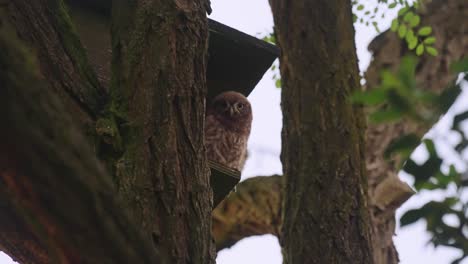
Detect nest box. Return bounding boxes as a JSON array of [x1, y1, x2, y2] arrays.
[[67, 1, 279, 207]]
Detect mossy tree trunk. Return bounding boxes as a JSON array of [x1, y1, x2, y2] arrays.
[[269, 0, 374, 263], [110, 1, 214, 263], [0, 0, 213, 263]]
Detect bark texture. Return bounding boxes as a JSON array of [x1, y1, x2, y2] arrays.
[[110, 1, 214, 263], [0, 1, 103, 262], [0, 0, 214, 263], [0, 14, 157, 264], [269, 0, 374, 263], [212, 176, 282, 250]]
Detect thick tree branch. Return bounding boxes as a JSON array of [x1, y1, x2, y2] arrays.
[[213, 176, 282, 250], [212, 173, 412, 252], [0, 17, 156, 263]]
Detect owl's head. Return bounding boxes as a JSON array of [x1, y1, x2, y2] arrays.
[[210, 91, 252, 120]]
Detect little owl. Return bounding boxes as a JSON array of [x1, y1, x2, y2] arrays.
[[205, 91, 252, 171]]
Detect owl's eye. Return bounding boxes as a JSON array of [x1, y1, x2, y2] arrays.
[[237, 103, 244, 109]]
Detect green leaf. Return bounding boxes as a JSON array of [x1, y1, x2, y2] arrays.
[[397, 56, 418, 89], [387, 90, 412, 112], [423, 139, 437, 156], [275, 78, 281, 88], [357, 4, 365, 10], [450, 58, 468, 73], [423, 37, 436, 45], [405, 30, 418, 50], [452, 110, 468, 130], [441, 197, 459, 208], [372, 21, 380, 33], [391, 19, 399, 32], [369, 108, 403, 123], [400, 209, 425, 226], [413, 90, 437, 102], [434, 166, 459, 189], [262, 33, 276, 44], [418, 26, 432, 36], [403, 12, 414, 22], [408, 37, 418, 50], [384, 134, 421, 159], [436, 83, 461, 113], [405, 29, 415, 41], [398, 6, 409, 16], [351, 89, 387, 106], [455, 139, 468, 154], [416, 44, 424, 56], [389, 2, 398, 9], [426, 46, 438, 56], [401, 200, 458, 229], [404, 143, 443, 190], [381, 71, 402, 88], [398, 24, 407, 38], [409, 15, 420, 27]]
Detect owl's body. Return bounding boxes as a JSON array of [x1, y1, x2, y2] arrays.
[[205, 114, 248, 170], [205, 91, 252, 171]]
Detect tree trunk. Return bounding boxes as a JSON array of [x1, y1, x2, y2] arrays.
[[0, 0, 214, 263], [269, 0, 374, 263], [0, 11, 157, 263], [0, 1, 104, 262], [110, 1, 214, 263]]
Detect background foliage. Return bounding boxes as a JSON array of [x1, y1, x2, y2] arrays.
[[354, 57, 468, 263]]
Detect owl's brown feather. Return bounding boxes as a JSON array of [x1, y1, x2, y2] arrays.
[[205, 91, 252, 171]]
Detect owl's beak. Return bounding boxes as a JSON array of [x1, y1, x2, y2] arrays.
[[229, 105, 241, 116]]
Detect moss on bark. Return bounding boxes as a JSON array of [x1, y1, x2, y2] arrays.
[[0, 1, 214, 263], [0, 12, 157, 263], [110, 1, 214, 263]]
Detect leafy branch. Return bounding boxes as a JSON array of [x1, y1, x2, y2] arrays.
[[353, 57, 468, 263]]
